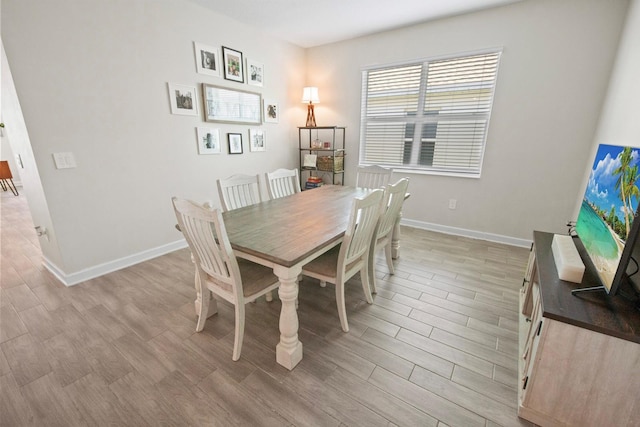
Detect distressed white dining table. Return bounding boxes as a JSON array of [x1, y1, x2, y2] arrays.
[[221, 184, 406, 369]]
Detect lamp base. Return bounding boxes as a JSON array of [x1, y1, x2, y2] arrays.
[[305, 103, 316, 127]]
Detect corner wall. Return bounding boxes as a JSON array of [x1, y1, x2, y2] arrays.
[[306, 0, 629, 242]]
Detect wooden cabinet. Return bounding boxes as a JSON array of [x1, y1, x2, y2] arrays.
[[518, 232, 640, 427], [298, 126, 345, 189]]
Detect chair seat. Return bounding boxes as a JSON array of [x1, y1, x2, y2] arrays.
[[303, 246, 360, 279], [237, 259, 279, 297]]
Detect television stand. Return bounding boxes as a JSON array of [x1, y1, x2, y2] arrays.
[[518, 231, 640, 426]]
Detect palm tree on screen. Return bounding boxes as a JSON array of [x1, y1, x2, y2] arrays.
[[614, 146, 634, 238]]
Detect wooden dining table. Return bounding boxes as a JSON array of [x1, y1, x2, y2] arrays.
[[221, 185, 374, 369]]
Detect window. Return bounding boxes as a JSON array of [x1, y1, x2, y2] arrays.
[[359, 51, 501, 177]]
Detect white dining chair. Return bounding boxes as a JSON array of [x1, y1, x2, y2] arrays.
[[217, 174, 263, 212], [172, 197, 280, 361], [301, 189, 384, 332], [266, 168, 301, 199], [356, 165, 393, 189], [368, 178, 409, 294]]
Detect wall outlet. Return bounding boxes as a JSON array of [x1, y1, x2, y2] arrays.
[[448, 199, 457, 210]]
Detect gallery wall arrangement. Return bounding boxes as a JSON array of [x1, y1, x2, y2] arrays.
[[169, 41, 277, 156]]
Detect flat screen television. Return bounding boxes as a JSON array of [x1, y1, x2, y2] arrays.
[[574, 144, 640, 296]]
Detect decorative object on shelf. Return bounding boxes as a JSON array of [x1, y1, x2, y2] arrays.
[[168, 83, 198, 116], [318, 155, 344, 172], [202, 84, 262, 125], [196, 127, 221, 155], [302, 86, 319, 127], [222, 46, 244, 83], [249, 129, 266, 152], [193, 42, 220, 77], [263, 99, 278, 123], [247, 58, 264, 87], [311, 138, 323, 149], [305, 176, 324, 189], [228, 133, 243, 154], [303, 154, 317, 168]]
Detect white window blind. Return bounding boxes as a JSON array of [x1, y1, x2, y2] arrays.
[[360, 51, 501, 177]]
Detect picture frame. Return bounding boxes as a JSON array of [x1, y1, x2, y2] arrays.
[[263, 99, 279, 123], [193, 42, 220, 77], [168, 83, 198, 116], [196, 127, 221, 155], [202, 84, 262, 125], [222, 46, 244, 83], [246, 59, 264, 87], [249, 129, 266, 152], [228, 133, 243, 154]]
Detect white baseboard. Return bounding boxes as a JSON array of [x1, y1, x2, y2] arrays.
[[43, 239, 189, 287], [400, 218, 532, 248], [42, 220, 530, 287]]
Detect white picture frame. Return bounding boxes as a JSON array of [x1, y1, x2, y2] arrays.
[[249, 129, 266, 152], [247, 59, 264, 87], [263, 99, 279, 123], [194, 42, 221, 77], [196, 127, 221, 155], [168, 83, 198, 116]]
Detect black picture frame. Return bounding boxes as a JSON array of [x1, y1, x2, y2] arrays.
[[222, 46, 244, 83], [228, 133, 243, 154]]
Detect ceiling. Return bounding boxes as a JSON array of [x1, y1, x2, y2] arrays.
[[188, 0, 524, 48]]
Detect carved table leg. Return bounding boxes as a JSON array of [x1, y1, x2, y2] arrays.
[[274, 264, 303, 370]]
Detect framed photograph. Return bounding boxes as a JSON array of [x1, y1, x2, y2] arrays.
[[168, 83, 198, 116], [249, 129, 266, 152], [247, 59, 264, 87], [202, 84, 262, 125], [222, 46, 244, 83], [194, 42, 220, 77], [228, 133, 243, 154], [263, 99, 279, 123], [196, 127, 221, 154]]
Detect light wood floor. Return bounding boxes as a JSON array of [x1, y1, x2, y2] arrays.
[[1, 190, 535, 427]]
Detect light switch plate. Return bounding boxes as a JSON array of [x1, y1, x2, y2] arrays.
[[53, 152, 77, 169]]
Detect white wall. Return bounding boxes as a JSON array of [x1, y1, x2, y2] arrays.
[[589, 0, 640, 149], [575, 0, 640, 214], [307, 0, 629, 243], [2, 0, 306, 282]]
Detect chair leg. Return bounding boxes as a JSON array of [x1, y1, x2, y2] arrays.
[[384, 243, 395, 275], [335, 281, 349, 332], [195, 290, 210, 332], [368, 243, 378, 295], [232, 303, 246, 361], [360, 264, 374, 304]]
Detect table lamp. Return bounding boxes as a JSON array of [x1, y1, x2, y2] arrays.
[[302, 86, 319, 127]]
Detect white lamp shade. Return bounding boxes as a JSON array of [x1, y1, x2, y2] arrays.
[[302, 87, 319, 104]]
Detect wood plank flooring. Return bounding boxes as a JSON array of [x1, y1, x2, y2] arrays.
[[1, 190, 535, 426]]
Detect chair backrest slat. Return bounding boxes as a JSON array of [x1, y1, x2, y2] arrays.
[[217, 174, 262, 211], [266, 168, 301, 199], [356, 165, 393, 189], [340, 189, 384, 267], [376, 178, 410, 241]]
